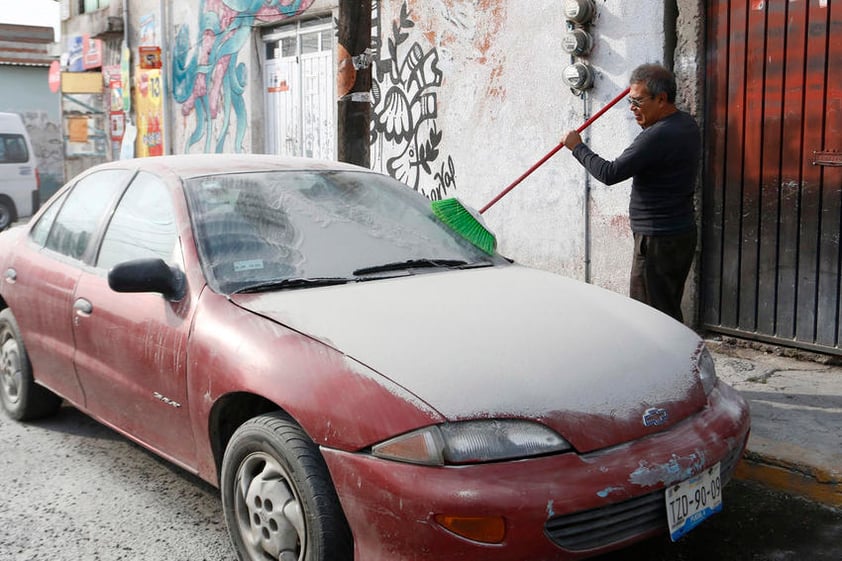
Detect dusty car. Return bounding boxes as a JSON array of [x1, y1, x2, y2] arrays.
[[0, 154, 749, 561]]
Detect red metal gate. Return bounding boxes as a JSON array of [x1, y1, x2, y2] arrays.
[[702, 0, 842, 353]]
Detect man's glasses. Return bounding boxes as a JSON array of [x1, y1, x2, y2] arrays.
[[627, 95, 653, 108]]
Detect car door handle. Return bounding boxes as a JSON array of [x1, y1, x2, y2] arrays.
[[4, 268, 16, 283], [73, 298, 93, 317]]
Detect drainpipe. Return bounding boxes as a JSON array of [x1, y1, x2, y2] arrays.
[[122, 0, 129, 127], [122, 0, 128, 41], [160, 0, 172, 154]]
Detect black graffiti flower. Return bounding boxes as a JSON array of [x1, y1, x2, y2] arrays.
[[377, 87, 413, 142]]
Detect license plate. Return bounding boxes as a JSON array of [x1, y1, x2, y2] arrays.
[[665, 462, 723, 541]]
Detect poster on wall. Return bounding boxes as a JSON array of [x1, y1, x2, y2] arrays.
[[139, 14, 157, 46], [67, 35, 84, 72], [83, 35, 103, 70], [139, 46, 162, 69], [135, 68, 164, 157], [121, 43, 131, 113]]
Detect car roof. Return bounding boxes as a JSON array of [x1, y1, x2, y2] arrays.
[[92, 154, 370, 180]]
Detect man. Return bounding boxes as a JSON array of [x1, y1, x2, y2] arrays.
[[562, 63, 701, 323]]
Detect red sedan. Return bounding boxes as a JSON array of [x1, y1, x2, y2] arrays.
[[0, 155, 749, 560]]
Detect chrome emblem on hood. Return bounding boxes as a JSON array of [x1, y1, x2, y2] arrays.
[[642, 407, 669, 427]]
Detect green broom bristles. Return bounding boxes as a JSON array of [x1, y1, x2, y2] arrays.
[[431, 198, 497, 255]]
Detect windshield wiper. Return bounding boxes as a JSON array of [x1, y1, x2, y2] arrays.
[[234, 277, 351, 294], [353, 258, 479, 276]]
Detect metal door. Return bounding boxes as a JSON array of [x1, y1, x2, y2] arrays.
[[702, 0, 842, 353], [263, 19, 335, 159]]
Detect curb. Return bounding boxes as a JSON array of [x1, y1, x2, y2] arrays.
[[734, 435, 842, 508]]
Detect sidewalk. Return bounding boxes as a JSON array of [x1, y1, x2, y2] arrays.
[[707, 337, 842, 508]]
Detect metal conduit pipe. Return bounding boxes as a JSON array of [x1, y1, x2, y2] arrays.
[[582, 92, 592, 284]]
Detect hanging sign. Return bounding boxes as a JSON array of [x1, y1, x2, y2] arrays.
[[48, 60, 61, 93]]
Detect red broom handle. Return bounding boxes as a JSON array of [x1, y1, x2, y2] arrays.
[[479, 86, 631, 214]]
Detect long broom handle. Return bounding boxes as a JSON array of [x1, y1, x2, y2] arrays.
[[479, 86, 631, 214]]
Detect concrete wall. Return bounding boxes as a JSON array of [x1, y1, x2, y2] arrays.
[[371, 0, 705, 323]]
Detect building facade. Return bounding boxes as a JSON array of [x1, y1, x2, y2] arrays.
[[59, 0, 693, 278], [57, 1, 842, 354], [0, 23, 64, 200]]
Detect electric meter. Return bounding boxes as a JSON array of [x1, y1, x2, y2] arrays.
[[561, 28, 593, 56], [562, 62, 594, 91], [564, 0, 596, 25]]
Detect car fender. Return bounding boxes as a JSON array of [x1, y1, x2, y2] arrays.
[[186, 287, 445, 482]]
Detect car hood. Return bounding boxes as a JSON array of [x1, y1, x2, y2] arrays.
[[232, 265, 708, 452]]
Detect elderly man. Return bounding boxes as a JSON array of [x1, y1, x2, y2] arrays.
[[562, 63, 701, 323]]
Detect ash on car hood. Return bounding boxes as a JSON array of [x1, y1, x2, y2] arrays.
[[233, 265, 706, 452]]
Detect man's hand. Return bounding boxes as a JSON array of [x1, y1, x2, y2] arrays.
[[562, 130, 582, 150]]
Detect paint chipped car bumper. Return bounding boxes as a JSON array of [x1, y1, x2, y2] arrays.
[[321, 381, 750, 561]]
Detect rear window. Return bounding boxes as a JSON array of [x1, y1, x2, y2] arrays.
[[0, 134, 29, 164]]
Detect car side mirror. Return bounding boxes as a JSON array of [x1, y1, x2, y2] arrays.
[[108, 258, 186, 301]]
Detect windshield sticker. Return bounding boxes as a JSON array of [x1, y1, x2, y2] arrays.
[[234, 259, 265, 272]]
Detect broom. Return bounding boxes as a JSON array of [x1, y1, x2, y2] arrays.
[[432, 86, 631, 254]]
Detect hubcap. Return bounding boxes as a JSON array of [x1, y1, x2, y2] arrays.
[[234, 452, 306, 561], [0, 337, 22, 405]]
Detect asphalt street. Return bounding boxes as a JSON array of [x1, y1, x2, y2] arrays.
[[2, 404, 840, 561], [0, 405, 234, 561]]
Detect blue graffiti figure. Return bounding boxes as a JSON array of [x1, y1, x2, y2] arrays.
[[172, 0, 314, 153]]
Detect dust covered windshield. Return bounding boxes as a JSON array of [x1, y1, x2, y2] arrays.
[[185, 170, 501, 294]]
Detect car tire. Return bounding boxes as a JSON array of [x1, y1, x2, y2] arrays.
[[221, 412, 353, 561], [0, 199, 14, 231], [0, 308, 62, 420]]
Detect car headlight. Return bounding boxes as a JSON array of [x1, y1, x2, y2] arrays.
[[370, 419, 572, 466], [697, 346, 718, 396]]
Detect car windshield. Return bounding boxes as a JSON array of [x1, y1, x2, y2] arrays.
[[184, 170, 503, 294]]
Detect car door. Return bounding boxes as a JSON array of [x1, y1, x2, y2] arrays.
[[71, 171, 198, 468], [5, 170, 131, 405]]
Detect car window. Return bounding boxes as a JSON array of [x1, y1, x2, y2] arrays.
[[185, 170, 505, 293], [0, 134, 29, 163], [97, 172, 178, 269], [29, 190, 68, 246], [44, 169, 131, 260]]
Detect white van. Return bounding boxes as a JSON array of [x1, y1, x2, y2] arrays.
[[0, 112, 39, 230]]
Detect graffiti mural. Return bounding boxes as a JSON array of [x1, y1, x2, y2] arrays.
[[21, 111, 63, 201], [172, 0, 315, 153], [372, 1, 456, 200]]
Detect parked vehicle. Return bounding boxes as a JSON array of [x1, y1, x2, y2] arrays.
[[0, 112, 39, 230], [0, 154, 750, 561]]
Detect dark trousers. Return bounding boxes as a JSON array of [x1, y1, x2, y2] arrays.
[[630, 229, 697, 323]]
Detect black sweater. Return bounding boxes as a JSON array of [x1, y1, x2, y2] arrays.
[[571, 110, 701, 235]]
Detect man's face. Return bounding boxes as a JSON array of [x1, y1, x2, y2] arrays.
[[628, 82, 665, 129]]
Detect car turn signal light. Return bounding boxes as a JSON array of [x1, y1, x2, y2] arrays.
[[434, 514, 506, 544]]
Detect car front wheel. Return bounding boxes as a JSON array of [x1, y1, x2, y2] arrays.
[[0, 308, 62, 420], [221, 412, 353, 561]]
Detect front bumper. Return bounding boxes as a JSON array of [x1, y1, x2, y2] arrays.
[[321, 382, 750, 561]]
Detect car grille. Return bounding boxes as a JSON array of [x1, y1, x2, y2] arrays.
[[544, 444, 744, 551]]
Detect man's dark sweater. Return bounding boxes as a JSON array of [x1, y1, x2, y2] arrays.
[[571, 111, 701, 236]]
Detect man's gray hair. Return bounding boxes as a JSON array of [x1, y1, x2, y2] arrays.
[[630, 63, 677, 103]]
